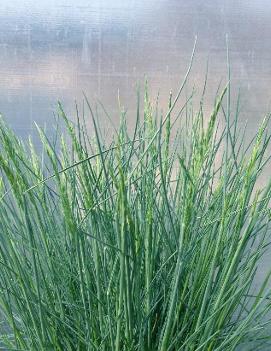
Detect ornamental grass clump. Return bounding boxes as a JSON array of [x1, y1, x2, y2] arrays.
[[0, 70, 271, 349]]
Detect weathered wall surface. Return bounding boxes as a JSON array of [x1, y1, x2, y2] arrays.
[[0, 0, 271, 138]]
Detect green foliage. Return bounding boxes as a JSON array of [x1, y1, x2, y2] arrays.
[[0, 79, 270, 350]]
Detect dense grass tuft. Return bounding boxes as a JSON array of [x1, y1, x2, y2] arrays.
[[0, 76, 271, 350]]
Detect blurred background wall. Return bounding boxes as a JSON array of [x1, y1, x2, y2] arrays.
[[0, 0, 271, 142]]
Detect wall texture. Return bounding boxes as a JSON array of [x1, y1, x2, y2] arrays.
[[0, 0, 271, 140]]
